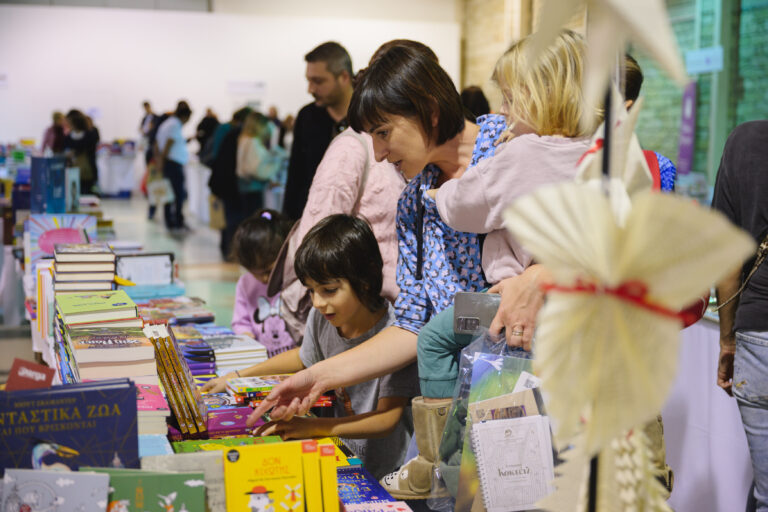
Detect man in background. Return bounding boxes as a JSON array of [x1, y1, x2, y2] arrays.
[[282, 41, 354, 220], [196, 107, 220, 158], [156, 100, 192, 233]]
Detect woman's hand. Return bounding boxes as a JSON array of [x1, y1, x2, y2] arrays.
[[200, 372, 237, 394], [717, 334, 736, 396], [249, 367, 326, 423], [488, 265, 550, 352], [253, 417, 325, 440]]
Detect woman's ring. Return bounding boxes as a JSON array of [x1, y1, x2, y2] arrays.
[[510, 329, 524, 337]]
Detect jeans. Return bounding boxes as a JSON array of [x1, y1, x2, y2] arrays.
[[163, 159, 186, 229], [734, 330, 768, 511]]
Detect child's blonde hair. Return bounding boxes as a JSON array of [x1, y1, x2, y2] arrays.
[[493, 29, 598, 138]]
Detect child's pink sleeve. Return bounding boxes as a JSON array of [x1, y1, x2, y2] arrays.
[[232, 274, 256, 334], [434, 157, 497, 234]]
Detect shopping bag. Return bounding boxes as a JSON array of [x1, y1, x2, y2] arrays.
[[147, 178, 175, 205]]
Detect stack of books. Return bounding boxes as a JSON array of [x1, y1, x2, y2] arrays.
[[172, 324, 268, 378], [225, 375, 334, 408], [53, 289, 144, 383], [53, 242, 115, 293], [205, 334, 268, 376], [0, 378, 139, 472], [138, 296, 215, 325], [144, 324, 208, 439]]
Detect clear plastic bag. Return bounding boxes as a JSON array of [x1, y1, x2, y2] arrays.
[[428, 328, 533, 511]]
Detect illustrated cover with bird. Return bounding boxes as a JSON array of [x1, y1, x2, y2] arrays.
[[2, 468, 110, 512]]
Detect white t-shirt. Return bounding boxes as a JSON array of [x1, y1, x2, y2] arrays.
[[156, 116, 189, 165], [299, 304, 419, 479]]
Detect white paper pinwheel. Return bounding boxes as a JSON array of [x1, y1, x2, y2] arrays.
[[575, 91, 652, 225], [529, 0, 687, 115], [503, 184, 754, 457]]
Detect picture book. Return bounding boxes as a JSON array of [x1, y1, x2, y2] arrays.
[[56, 290, 137, 324], [2, 468, 109, 512], [141, 451, 225, 512], [138, 297, 215, 325], [319, 442, 340, 512], [172, 435, 282, 454], [204, 334, 266, 354], [27, 214, 96, 274], [66, 326, 153, 363], [455, 352, 534, 512], [136, 383, 170, 416], [337, 465, 394, 504], [207, 407, 261, 437], [343, 503, 414, 512], [203, 392, 242, 410], [225, 374, 291, 394], [223, 441, 305, 512], [116, 252, 174, 286], [0, 378, 139, 474], [471, 416, 554, 512], [300, 440, 323, 511], [54, 242, 114, 262], [65, 167, 80, 212], [83, 467, 205, 512]]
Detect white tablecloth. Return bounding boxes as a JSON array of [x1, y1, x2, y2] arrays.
[[663, 320, 754, 511]]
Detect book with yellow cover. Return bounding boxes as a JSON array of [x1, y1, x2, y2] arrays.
[[319, 442, 340, 512], [223, 441, 305, 512], [301, 440, 323, 511]]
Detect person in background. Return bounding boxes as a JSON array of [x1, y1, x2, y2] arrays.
[[713, 121, 768, 511], [283, 41, 354, 220], [460, 85, 491, 120], [278, 114, 294, 151], [64, 109, 99, 195], [236, 111, 276, 218], [266, 105, 282, 149], [41, 111, 67, 155], [196, 107, 219, 157], [140, 101, 155, 143], [155, 100, 192, 233], [209, 107, 252, 258]]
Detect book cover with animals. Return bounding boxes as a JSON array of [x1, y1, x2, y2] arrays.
[[0, 379, 139, 475], [2, 468, 109, 512], [222, 441, 305, 512]]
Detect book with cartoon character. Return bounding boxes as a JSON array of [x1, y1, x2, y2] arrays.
[[81, 467, 205, 512], [2, 469, 110, 512]]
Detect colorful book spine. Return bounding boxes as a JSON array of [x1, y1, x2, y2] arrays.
[[161, 326, 207, 433], [301, 440, 323, 511], [319, 443, 340, 512], [147, 327, 196, 435]]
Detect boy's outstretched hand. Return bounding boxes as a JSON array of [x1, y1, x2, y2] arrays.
[[247, 367, 326, 426], [253, 416, 323, 441]]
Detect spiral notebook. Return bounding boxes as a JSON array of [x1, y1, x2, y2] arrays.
[[471, 415, 555, 512]]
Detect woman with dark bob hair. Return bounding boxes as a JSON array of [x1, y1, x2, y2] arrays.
[[251, 41, 549, 497]]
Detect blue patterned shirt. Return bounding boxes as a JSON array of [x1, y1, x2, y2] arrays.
[[654, 151, 676, 192], [393, 114, 507, 334]]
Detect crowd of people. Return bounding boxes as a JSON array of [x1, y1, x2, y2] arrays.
[[40, 109, 101, 194]]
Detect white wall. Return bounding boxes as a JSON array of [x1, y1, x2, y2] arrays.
[[0, 5, 461, 143]]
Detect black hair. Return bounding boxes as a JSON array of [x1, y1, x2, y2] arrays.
[[348, 45, 465, 146], [624, 53, 644, 103], [294, 215, 385, 313], [231, 209, 293, 272], [461, 86, 491, 119], [175, 100, 192, 119], [305, 41, 353, 78], [65, 109, 88, 132], [232, 106, 252, 124]]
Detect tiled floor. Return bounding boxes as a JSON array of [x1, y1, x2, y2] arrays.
[[105, 196, 240, 326]]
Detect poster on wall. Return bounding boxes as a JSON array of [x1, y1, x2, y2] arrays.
[[227, 80, 267, 112]]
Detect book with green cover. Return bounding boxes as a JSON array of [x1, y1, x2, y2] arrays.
[[225, 375, 291, 394], [81, 467, 205, 512], [172, 436, 282, 453], [56, 290, 137, 324], [141, 451, 225, 512]]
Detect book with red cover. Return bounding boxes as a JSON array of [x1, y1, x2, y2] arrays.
[[5, 358, 55, 391]]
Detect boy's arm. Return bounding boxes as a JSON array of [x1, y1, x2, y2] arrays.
[[201, 347, 305, 393], [256, 396, 410, 440]]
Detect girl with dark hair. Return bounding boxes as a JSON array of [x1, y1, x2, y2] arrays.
[[200, 209, 296, 367], [229, 214, 419, 479]]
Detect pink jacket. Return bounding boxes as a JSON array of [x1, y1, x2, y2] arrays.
[[435, 134, 591, 284], [295, 128, 405, 302]]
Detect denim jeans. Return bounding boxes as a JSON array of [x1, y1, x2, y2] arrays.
[[162, 159, 186, 229], [734, 330, 768, 511]]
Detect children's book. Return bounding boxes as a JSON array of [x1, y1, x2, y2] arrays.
[[67, 326, 153, 363], [471, 416, 554, 512], [54, 242, 114, 262], [136, 383, 170, 416], [83, 467, 205, 512], [204, 334, 266, 354], [56, 290, 137, 324], [319, 442, 340, 512], [45, 158, 66, 214], [343, 503, 415, 512], [454, 353, 534, 512], [138, 434, 175, 457], [2, 468, 109, 512], [337, 465, 394, 504], [207, 407, 261, 437], [116, 252, 174, 286], [223, 441, 305, 512], [0, 378, 139, 474], [26, 214, 97, 271], [225, 374, 291, 394], [172, 436, 282, 454], [141, 451, 225, 512]]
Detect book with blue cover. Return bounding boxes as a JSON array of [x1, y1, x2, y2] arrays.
[[30, 157, 66, 214], [65, 167, 80, 212], [2, 468, 110, 512], [337, 465, 394, 504], [0, 378, 139, 475]]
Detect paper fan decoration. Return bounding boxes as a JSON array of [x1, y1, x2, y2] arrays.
[[575, 92, 652, 225], [503, 184, 754, 455], [528, 0, 687, 117]]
